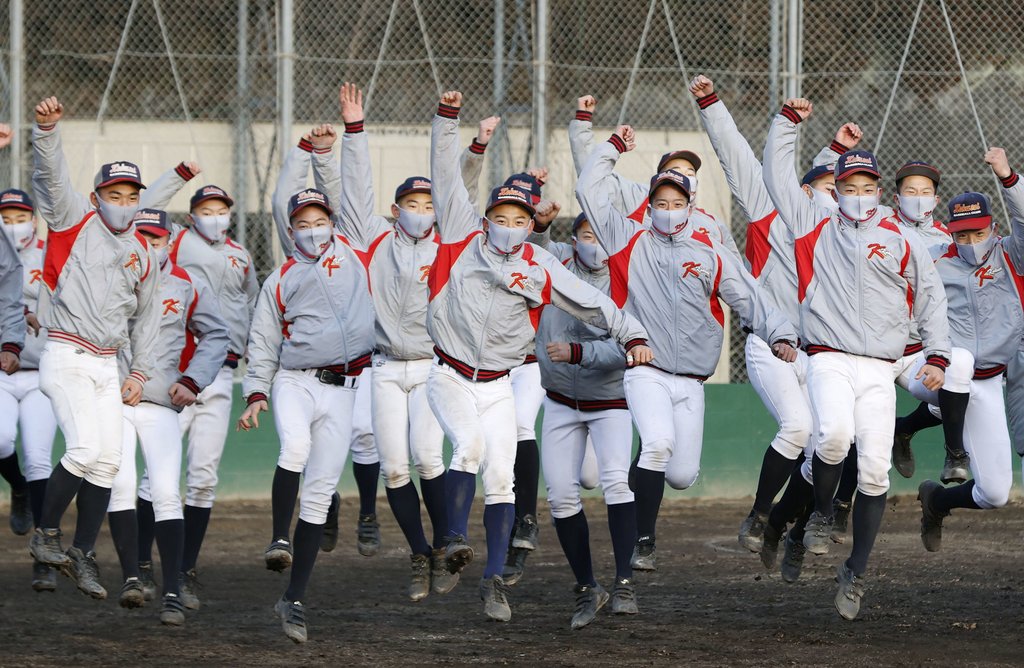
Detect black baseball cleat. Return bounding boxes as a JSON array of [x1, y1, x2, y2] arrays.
[[738, 509, 768, 553], [66, 547, 107, 600], [29, 528, 71, 568], [892, 432, 915, 479], [759, 521, 782, 569], [917, 480, 949, 552], [264, 538, 293, 572], [119, 577, 146, 609], [444, 534, 475, 574], [138, 561, 157, 601], [780, 532, 806, 583], [834, 562, 866, 621], [940, 451, 970, 485], [610, 577, 639, 615], [356, 514, 381, 556], [179, 569, 201, 610], [9, 488, 32, 536], [160, 593, 186, 627], [320, 492, 340, 552], [430, 547, 459, 594], [570, 582, 609, 630], [31, 559, 57, 593], [831, 500, 851, 543], [408, 553, 431, 602], [630, 536, 656, 572], [274, 598, 307, 643], [479, 575, 512, 622], [502, 545, 529, 586], [802, 512, 833, 556], [511, 514, 539, 551]]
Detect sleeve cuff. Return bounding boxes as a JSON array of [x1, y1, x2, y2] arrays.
[[128, 371, 148, 385], [469, 139, 487, 155], [568, 343, 583, 365], [926, 355, 950, 370], [177, 376, 201, 395], [829, 140, 850, 155], [696, 92, 719, 110], [1, 342, 22, 356], [344, 121, 364, 134], [575, 110, 593, 122], [780, 105, 803, 125], [224, 352, 240, 369], [175, 162, 198, 181], [247, 392, 268, 405], [608, 134, 627, 153], [437, 103, 460, 119], [1001, 172, 1019, 188], [297, 138, 314, 153], [625, 338, 647, 352], [36, 122, 56, 132]]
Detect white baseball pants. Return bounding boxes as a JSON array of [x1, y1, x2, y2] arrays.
[[176, 366, 233, 508], [893, 347, 974, 398], [1002, 342, 1024, 457], [0, 369, 57, 481], [959, 376, 1013, 508], [111, 402, 184, 522], [350, 365, 379, 465], [745, 333, 813, 460], [511, 362, 544, 442]]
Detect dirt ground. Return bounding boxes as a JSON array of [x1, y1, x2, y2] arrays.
[[1, 496, 1023, 667]]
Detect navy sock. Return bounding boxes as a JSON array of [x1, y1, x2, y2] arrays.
[[753, 447, 796, 515], [271, 466, 301, 539], [512, 440, 539, 520], [154, 519, 184, 595], [846, 491, 886, 575], [811, 453, 843, 517], [71, 480, 111, 553], [136, 497, 155, 563], [938, 390, 970, 455], [108, 509, 140, 580], [419, 472, 448, 549], [284, 519, 323, 602], [386, 482, 431, 556], [768, 462, 813, 532], [933, 480, 981, 513], [897, 401, 942, 437], [606, 501, 636, 580], [39, 463, 81, 529], [28, 478, 47, 527], [834, 444, 859, 505], [789, 503, 812, 541], [445, 470, 476, 539], [0, 453, 26, 491], [181, 505, 211, 573], [634, 467, 665, 540], [554, 510, 594, 586], [352, 462, 380, 516], [483, 503, 515, 578]]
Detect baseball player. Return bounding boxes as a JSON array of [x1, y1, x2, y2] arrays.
[[26, 96, 160, 601], [762, 97, 951, 620], [428, 90, 652, 622], [106, 208, 228, 625], [529, 212, 641, 628], [238, 184, 375, 644], [917, 149, 1024, 551], [0, 187, 60, 591], [576, 121, 797, 572], [1007, 342, 1024, 473], [135, 172, 258, 608]]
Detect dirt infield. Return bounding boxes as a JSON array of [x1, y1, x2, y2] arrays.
[[1, 496, 1022, 667]]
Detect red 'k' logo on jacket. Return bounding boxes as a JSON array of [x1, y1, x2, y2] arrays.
[[322, 256, 341, 277], [975, 265, 996, 287], [229, 256, 240, 269], [508, 272, 528, 289], [867, 243, 886, 260], [419, 265, 431, 282], [29, 269, 42, 284], [681, 261, 702, 279], [162, 298, 181, 315], [124, 253, 141, 272]]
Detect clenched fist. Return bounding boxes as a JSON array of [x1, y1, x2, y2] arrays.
[[35, 97, 64, 126], [688, 75, 714, 98]]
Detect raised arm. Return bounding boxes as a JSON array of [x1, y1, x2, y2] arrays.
[[307, 124, 341, 230], [30, 97, 91, 230], [430, 91, 485, 242], [462, 116, 499, 204], [126, 247, 161, 387], [180, 278, 230, 392], [986, 148, 1024, 268], [336, 83, 392, 247], [575, 127, 643, 255], [271, 141, 315, 257], [762, 99, 831, 237], [139, 162, 200, 211]]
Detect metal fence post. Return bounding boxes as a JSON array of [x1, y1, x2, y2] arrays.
[[275, 0, 294, 264], [235, 0, 250, 248], [533, 0, 548, 168], [9, 0, 23, 189]]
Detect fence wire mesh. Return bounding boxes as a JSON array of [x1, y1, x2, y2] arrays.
[[5, 0, 1023, 381]]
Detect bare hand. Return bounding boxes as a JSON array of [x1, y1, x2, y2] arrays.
[[985, 147, 1012, 179], [0, 351, 19, 374], [771, 341, 798, 363], [25, 313, 41, 336], [626, 345, 654, 367], [441, 90, 463, 109], [182, 161, 201, 176], [168, 382, 198, 408], [35, 97, 64, 126], [526, 166, 549, 185], [339, 82, 364, 123], [546, 342, 572, 363], [534, 199, 562, 227], [688, 74, 714, 98], [0, 124, 12, 150], [237, 400, 268, 431], [614, 125, 637, 152], [916, 364, 945, 392], [834, 123, 863, 148], [577, 95, 597, 113], [476, 116, 501, 144], [121, 378, 143, 406], [310, 123, 338, 150], [784, 98, 813, 121]]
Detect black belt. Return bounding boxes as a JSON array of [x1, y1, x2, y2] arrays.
[[313, 368, 359, 388]]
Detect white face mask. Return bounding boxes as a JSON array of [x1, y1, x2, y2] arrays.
[[293, 225, 334, 259], [96, 197, 139, 233], [154, 246, 169, 268], [837, 193, 880, 222], [686, 175, 698, 202], [396, 207, 435, 239], [574, 238, 609, 270], [956, 231, 998, 266], [897, 195, 937, 223], [192, 214, 231, 243], [811, 188, 839, 213], [3, 221, 35, 251], [486, 220, 531, 254], [649, 207, 690, 235]]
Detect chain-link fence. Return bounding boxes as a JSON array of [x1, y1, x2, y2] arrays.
[[4, 0, 1023, 381]]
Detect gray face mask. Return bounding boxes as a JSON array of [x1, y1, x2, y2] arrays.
[[293, 225, 334, 259], [956, 231, 998, 266], [95, 195, 139, 233]]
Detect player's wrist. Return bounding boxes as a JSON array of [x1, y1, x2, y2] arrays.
[[624, 338, 647, 352], [246, 392, 268, 406], [696, 92, 719, 109], [470, 139, 488, 154], [1000, 171, 1019, 188], [575, 109, 593, 122], [568, 343, 584, 365], [177, 376, 201, 395], [608, 134, 627, 153], [780, 104, 804, 124], [437, 103, 460, 119], [344, 120, 365, 134], [925, 355, 949, 370], [1, 342, 21, 356]]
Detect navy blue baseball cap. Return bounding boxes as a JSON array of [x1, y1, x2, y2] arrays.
[[486, 185, 536, 217], [657, 149, 702, 174], [503, 173, 542, 204], [801, 165, 833, 186], [190, 184, 235, 210], [834, 150, 880, 181], [94, 161, 146, 190], [133, 208, 172, 237], [0, 189, 34, 212], [895, 161, 941, 189], [394, 176, 432, 202], [947, 192, 992, 232], [571, 212, 588, 233], [648, 169, 693, 199], [288, 189, 333, 218]]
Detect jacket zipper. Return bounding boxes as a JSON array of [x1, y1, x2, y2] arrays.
[[315, 248, 350, 368], [393, 236, 417, 359], [472, 252, 504, 381]]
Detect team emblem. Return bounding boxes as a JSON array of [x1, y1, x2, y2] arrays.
[[162, 298, 181, 315], [681, 261, 702, 279], [419, 265, 431, 282], [975, 265, 995, 287], [124, 252, 141, 272], [867, 243, 887, 260], [322, 255, 341, 277], [29, 269, 42, 284], [508, 272, 528, 289]]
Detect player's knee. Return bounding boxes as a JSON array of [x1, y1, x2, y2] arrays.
[[0, 424, 16, 458], [974, 480, 1010, 509], [770, 435, 806, 461], [298, 499, 330, 525], [855, 464, 889, 497], [815, 429, 853, 465], [637, 438, 673, 472], [276, 451, 307, 473], [547, 490, 582, 519], [666, 467, 699, 490], [481, 469, 515, 505], [601, 479, 633, 506], [382, 468, 412, 489], [944, 348, 975, 393], [449, 439, 485, 473], [186, 485, 216, 508], [349, 436, 377, 464], [414, 459, 445, 483]]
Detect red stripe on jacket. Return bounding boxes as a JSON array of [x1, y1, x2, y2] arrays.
[[795, 217, 830, 303], [428, 231, 483, 300], [745, 210, 778, 279], [42, 213, 92, 291], [608, 231, 646, 308]]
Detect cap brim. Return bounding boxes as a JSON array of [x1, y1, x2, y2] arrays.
[[135, 223, 171, 237], [835, 167, 880, 182], [896, 166, 940, 185], [947, 216, 993, 233], [289, 201, 333, 218], [658, 150, 702, 173], [649, 177, 692, 199], [96, 177, 146, 190], [485, 200, 536, 217], [191, 193, 235, 209], [395, 186, 432, 201], [0, 202, 33, 212]]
